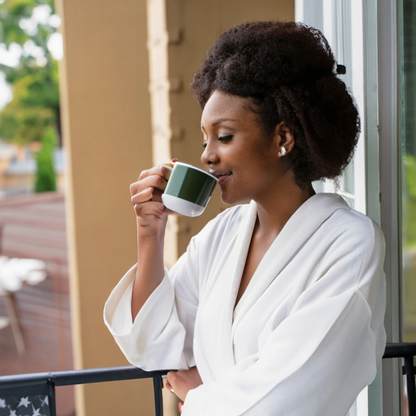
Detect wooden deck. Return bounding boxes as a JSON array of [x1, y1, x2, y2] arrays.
[[0, 192, 75, 416]]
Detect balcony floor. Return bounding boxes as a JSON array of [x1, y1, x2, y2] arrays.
[[0, 192, 75, 416]]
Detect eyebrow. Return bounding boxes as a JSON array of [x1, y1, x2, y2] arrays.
[[212, 118, 236, 126], [201, 118, 237, 130]]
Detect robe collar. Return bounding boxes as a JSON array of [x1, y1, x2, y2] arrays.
[[232, 193, 350, 325], [197, 193, 350, 375]]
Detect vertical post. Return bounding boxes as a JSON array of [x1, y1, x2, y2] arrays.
[[404, 357, 415, 416], [47, 380, 57, 416], [153, 375, 164, 416], [378, 0, 402, 414]]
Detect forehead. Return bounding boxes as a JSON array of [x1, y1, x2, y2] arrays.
[[201, 91, 254, 125]]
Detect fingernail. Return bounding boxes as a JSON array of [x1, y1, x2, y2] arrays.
[[171, 158, 178, 163]]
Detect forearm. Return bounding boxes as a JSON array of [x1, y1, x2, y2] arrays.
[[131, 219, 166, 320]]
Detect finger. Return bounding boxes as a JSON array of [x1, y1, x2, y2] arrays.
[[131, 187, 154, 205], [130, 174, 168, 197], [138, 164, 172, 182], [165, 379, 174, 393], [166, 371, 178, 385], [130, 187, 165, 207], [151, 188, 164, 203]]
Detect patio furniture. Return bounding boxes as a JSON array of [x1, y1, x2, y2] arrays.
[[0, 254, 47, 356], [0, 290, 25, 356]]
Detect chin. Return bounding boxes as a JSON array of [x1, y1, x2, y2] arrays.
[[220, 191, 248, 206]]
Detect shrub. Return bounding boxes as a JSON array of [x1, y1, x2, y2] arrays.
[[34, 127, 57, 193]]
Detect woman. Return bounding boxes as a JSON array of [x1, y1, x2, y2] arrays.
[[104, 21, 386, 415]]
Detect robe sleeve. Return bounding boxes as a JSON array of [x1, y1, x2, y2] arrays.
[[103, 232, 202, 370], [181, 220, 386, 416]]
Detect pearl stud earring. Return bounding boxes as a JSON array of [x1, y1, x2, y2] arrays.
[[280, 147, 286, 156]]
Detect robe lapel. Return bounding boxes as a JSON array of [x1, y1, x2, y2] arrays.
[[232, 193, 349, 329], [196, 202, 257, 376]]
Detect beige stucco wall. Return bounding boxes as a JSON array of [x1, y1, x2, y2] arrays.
[[57, 0, 155, 414], [58, 0, 293, 415]]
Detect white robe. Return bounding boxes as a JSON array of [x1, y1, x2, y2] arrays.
[[104, 193, 386, 416]]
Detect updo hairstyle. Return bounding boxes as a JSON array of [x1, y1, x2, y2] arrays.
[[191, 21, 360, 188]]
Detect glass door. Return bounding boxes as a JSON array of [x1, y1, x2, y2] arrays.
[[398, 0, 416, 413], [400, 0, 416, 346], [296, 0, 367, 213]]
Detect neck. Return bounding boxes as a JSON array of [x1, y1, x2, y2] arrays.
[[254, 180, 315, 239]]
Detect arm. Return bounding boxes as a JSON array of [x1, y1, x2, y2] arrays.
[[104, 161, 196, 370], [129, 163, 172, 319], [104, 210, 203, 371]]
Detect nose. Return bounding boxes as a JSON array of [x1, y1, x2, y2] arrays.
[[201, 140, 219, 166]]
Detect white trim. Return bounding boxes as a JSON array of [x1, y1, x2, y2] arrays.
[[162, 194, 207, 217]]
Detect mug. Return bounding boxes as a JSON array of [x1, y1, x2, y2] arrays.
[[162, 162, 218, 217]]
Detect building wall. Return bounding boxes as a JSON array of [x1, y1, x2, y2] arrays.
[[57, 1, 155, 414], [57, 0, 294, 414]]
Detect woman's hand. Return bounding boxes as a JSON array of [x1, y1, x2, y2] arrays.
[[130, 161, 175, 238], [166, 366, 203, 402]]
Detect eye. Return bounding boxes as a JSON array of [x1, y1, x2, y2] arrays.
[[218, 135, 233, 143]]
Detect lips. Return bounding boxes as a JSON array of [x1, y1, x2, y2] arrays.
[[209, 169, 232, 185]]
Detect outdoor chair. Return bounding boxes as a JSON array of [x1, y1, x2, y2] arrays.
[[0, 222, 48, 356]]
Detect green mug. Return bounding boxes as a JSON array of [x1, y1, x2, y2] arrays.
[[162, 162, 218, 217]]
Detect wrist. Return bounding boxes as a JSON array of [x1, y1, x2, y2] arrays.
[[137, 218, 166, 242]]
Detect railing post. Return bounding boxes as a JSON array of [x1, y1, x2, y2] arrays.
[[153, 375, 164, 416], [46, 379, 57, 416], [404, 357, 415, 416]]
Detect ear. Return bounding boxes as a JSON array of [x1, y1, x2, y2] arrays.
[[274, 121, 295, 157]]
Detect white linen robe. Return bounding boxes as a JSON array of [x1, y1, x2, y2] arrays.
[[104, 193, 386, 416]]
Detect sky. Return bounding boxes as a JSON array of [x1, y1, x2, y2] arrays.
[[0, 4, 63, 110]]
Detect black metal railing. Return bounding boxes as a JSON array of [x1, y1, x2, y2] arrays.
[[0, 343, 414, 416], [383, 343, 416, 416], [0, 365, 169, 416]]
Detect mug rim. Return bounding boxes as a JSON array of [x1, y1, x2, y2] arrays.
[[172, 162, 218, 181]]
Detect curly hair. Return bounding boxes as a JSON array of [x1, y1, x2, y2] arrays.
[[191, 21, 360, 188]]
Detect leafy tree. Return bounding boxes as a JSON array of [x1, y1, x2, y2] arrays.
[[0, 0, 61, 145], [34, 126, 56, 192]]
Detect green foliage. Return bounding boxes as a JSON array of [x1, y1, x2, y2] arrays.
[[0, 60, 58, 143], [0, 0, 60, 145], [404, 154, 416, 247], [34, 126, 56, 192], [0, 0, 35, 46], [0, 0, 56, 47]]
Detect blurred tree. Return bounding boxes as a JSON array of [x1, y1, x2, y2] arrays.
[[34, 125, 56, 192], [405, 154, 416, 247], [0, 0, 61, 145]]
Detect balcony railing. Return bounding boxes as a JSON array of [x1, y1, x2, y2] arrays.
[[0, 365, 169, 416], [0, 343, 414, 416], [384, 343, 416, 416]]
